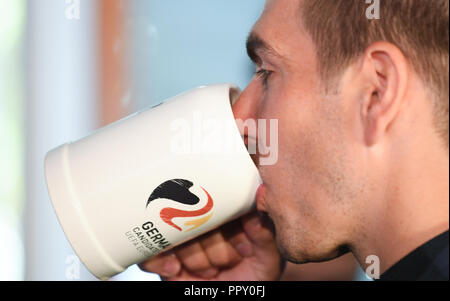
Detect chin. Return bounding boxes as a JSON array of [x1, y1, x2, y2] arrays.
[[278, 242, 340, 264], [275, 226, 347, 264], [276, 240, 312, 264], [274, 229, 309, 264]]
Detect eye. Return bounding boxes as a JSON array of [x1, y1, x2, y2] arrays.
[[255, 68, 273, 87]]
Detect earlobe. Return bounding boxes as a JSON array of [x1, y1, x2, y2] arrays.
[[360, 42, 409, 147]]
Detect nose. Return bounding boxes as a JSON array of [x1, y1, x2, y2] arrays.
[[231, 82, 261, 166], [231, 82, 259, 122]]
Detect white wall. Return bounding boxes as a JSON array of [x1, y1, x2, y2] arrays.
[[25, 0, 99, 280]]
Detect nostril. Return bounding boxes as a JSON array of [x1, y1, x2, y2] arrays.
[[229, 86, 241, 106]]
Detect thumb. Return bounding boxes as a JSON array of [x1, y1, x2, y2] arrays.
[[242, 211, 284, 280], [241, 211, 276, 247]]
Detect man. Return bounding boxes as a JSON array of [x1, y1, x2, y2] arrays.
[[140, 0, 449, 280]]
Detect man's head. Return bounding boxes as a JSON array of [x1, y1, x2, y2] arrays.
[[233, 0, 449, 264]]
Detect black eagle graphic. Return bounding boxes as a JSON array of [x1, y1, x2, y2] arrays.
[[146, 179, 200, 207]]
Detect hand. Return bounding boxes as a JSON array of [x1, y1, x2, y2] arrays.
[[138, 211, 284, 281]]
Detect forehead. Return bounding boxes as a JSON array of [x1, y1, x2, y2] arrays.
[[250, 0, 310, 61], [253, 0, 302, 34]]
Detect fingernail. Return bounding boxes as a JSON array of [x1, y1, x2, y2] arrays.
[[236, 242, 254, 257], [162, 260, 180, 277]]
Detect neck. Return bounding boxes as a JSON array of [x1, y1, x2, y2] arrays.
[[352, 140, 449, 276]]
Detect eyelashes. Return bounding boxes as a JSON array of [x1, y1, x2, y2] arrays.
[[255, 68, 273, 87]]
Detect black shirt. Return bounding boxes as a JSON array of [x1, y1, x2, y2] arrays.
[[378, 230, 449, 281]]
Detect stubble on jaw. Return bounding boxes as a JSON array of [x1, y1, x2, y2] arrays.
[[270, 88, 364, 264]]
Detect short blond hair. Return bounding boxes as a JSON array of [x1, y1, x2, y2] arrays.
[[301, 0, 449, 146]]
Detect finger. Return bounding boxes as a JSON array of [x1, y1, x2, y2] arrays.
[[174, 239, 218, 278], [241, 211, 276, 247], [241, 212, 282, 280], [199, 228, 242, 268], [222, 218, 256, 258], [165, 269, 214, 281], [138, 251, 182, 278]]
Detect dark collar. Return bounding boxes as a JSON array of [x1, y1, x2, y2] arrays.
[[378, 230, 449, 281]]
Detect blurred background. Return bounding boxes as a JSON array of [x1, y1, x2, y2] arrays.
[[0, 0, 365, 281]]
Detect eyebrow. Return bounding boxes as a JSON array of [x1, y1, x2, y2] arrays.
[[246, 33, 282, 65]]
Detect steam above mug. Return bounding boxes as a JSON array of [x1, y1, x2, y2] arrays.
[[44, 84, 262, 280]]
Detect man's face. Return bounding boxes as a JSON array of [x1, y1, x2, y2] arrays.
[[234, 0, 364, 263]]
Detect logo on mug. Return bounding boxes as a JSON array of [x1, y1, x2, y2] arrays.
[[147, 179, 214, 232]]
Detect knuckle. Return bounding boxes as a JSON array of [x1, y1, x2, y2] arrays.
[[182, 252, 211, 271], [209, 248, 235, 267]]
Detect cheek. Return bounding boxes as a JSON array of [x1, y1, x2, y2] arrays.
[[257, 98, 319, 213], [261, 92, 321, 183], [260, 97, 351, 214]]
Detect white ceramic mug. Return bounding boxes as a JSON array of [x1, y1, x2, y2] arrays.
[[44, 84, 262, 280]]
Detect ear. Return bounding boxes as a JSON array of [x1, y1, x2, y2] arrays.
[[359, 41, 409, 146]]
